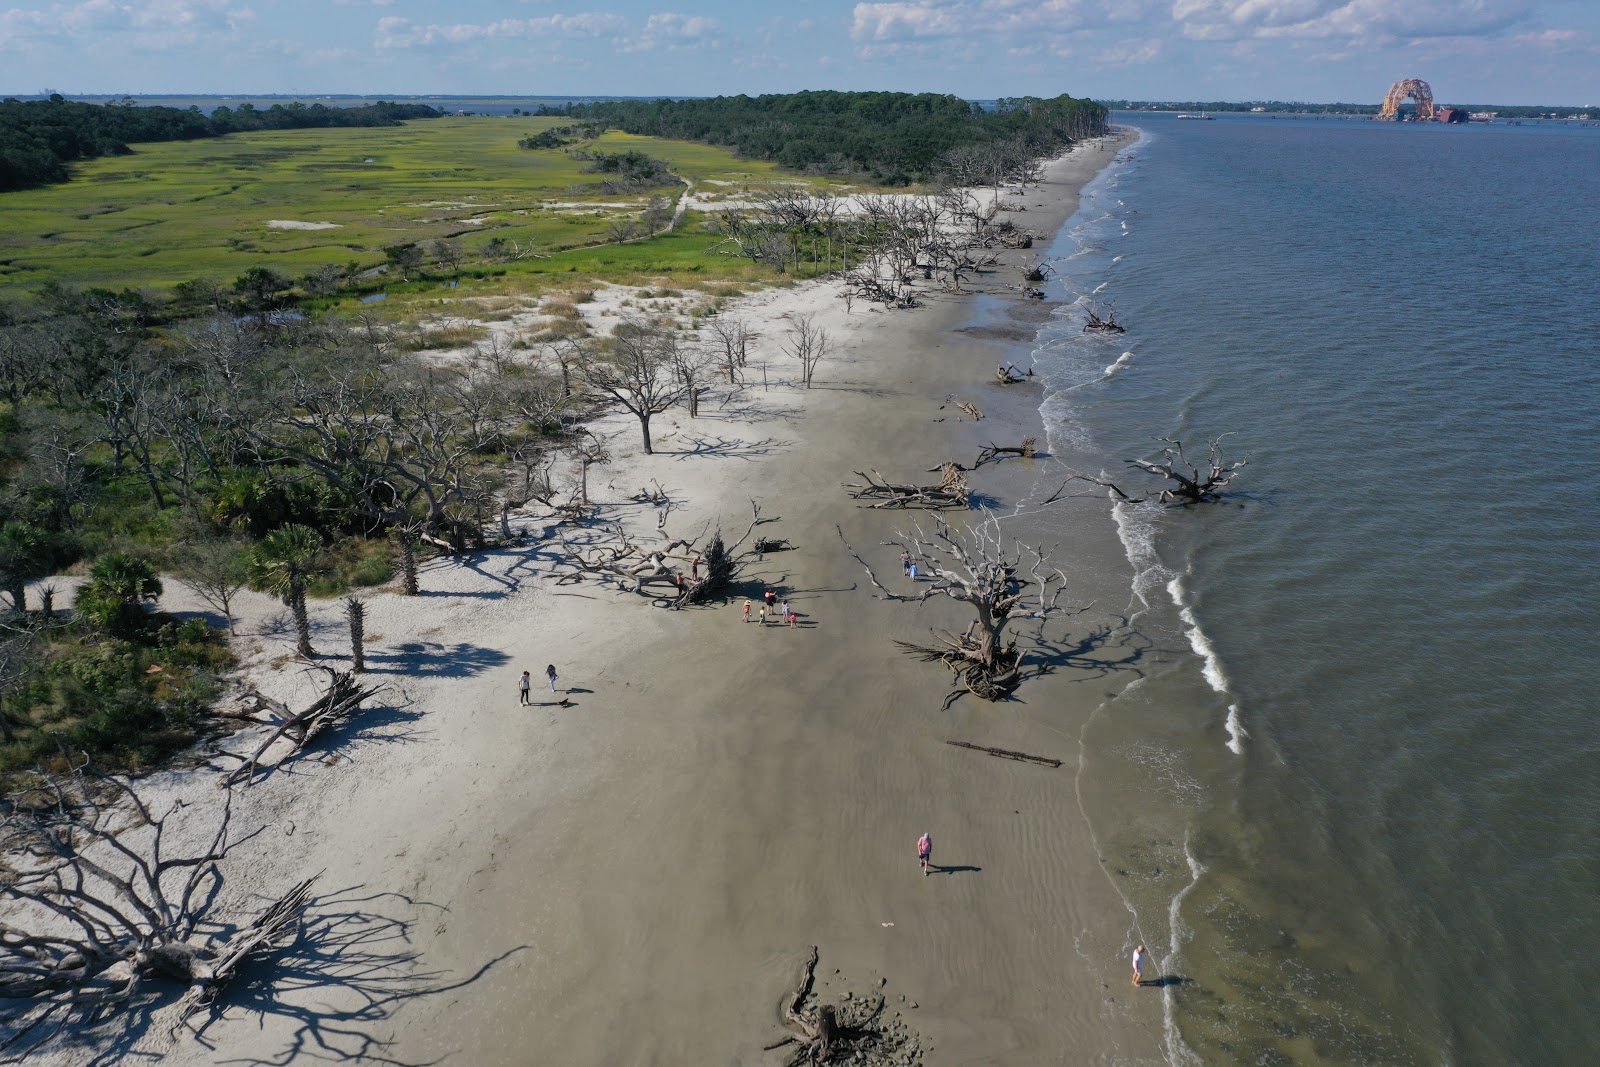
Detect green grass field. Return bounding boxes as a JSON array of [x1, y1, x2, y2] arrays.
[[0, 117, 820, 293]]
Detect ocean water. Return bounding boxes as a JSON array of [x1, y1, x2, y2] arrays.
[[1032, 115, 1600, 1064]]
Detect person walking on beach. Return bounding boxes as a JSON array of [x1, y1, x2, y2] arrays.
[[917, 832, 933, 876], [1131, 944, 1146, 987], [757, 606, 767, 627], [519, 670, 531, 706], [764, 587, 777, 616], [780, 599, 791, 628], [692, 554, 702, 580], [742, 598, 752, 623], [546, 663, 559, 694], [900, 549, 911, 577], [908, 560, 919, 581]]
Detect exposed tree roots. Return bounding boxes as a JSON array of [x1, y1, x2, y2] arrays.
[[765, 947, 921, 1066]]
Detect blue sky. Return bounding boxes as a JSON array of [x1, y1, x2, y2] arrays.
[[2, 1, 1596, 105]]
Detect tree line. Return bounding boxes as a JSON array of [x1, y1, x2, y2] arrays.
[[0, 96, 445, 192], [547, 90, 1108, 185]]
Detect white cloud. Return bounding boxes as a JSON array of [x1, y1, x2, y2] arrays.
[[621, 11, 721, 50], [0, 0, 251, 51], [851, 1, 968, 41], [374, 12, 627, 48], [1173, 0, 1535, 43]]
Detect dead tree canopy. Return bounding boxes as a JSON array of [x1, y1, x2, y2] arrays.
[[844, 466, 970, 510], [1130, 436, 1247, 504], [838, 513, 1076, 705], [1071, 435, 1248, 506], [0, 760, 314, 1058], [553, 499, 770, 610]]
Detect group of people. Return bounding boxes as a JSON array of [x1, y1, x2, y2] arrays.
[[517, 664, 560, 706], [899, 550, 922, 582], [741, 588, 796, 627]]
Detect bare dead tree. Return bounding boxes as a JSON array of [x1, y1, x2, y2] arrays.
[[667, 333, 716, 418], [706, 316, 751, 385], [1069, 435, 1248, 506], [0, 759, 313, 1059], [576, 320, 686, 455], [1130, 435, 1248, 504], [783, 314, 833, 389], [218, 666, 386, 787], [837, 512, 1077, 705]]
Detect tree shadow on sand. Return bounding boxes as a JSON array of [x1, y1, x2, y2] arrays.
[[361, 642, 510, 678], [25, 888, 522, 1067], [203, 886, 526, 1066], [666, 434, 785, 462]]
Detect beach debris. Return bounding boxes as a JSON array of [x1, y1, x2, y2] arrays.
[[1083, 304, 1125, 333], [1068, 435, 1248, 506], [837, 514, 1082, 706], [945, 739, 1062, 768], [951, 398, 984, 421], [934, 438, 1039, 474], [1022, 258, 1055, 283], [995, 363, 1031, 385], [843, 467, 970, 510], [216, 666, 386, 788], [764, 947, 918, 1066], [0, 757, 317, 1056]]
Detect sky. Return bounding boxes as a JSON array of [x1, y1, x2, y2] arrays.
[[2, 1, 1597, 105]]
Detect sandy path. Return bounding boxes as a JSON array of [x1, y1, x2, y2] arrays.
[[53, 132, 1161, 1066]]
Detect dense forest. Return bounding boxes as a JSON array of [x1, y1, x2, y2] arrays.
[[551, 91, 1108, 184], [0, 96, 445, 191]]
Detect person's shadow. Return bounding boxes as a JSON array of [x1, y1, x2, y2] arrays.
[[1139, 975, 1192, 988], [929, 864, 982, 875]]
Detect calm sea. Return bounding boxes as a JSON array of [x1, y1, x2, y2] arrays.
[[1031, 114, 1600, 1064]]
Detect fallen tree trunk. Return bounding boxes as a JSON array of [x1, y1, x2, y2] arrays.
[[843, 467, 969, 510], [221, 668, 385, 787], [946, 739, 1061, 768]]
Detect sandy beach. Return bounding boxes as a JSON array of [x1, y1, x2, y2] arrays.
[[36, 130, 1165, 1066]]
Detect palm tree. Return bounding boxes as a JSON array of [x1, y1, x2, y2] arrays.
[[251, 525, 322, 658], [78, 552, 163, 635]]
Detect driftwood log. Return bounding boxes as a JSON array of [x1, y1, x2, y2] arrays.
[[220, 667, 385, 787], [844, 467, 970, 510]]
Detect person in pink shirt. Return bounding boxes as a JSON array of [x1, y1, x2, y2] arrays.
[[916, 832, 933, 876]]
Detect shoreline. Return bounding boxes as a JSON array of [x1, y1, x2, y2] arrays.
[[43, 129, 1161, 1065]]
